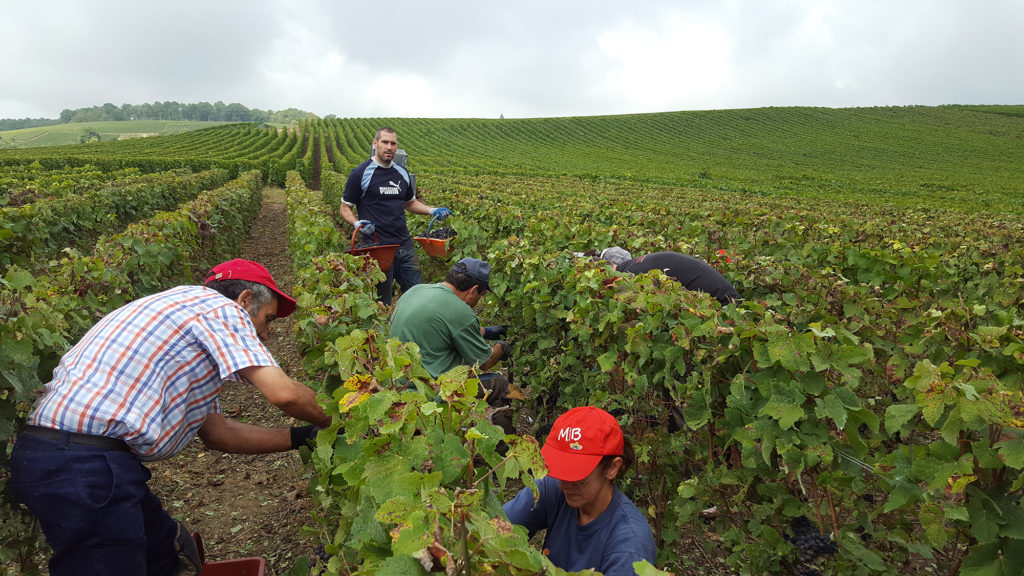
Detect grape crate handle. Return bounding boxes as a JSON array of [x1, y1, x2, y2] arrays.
[[425, 214, 443, 236], [351, 222, 381, 249]]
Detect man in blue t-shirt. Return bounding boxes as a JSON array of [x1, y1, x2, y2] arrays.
[[503, 406, 657, 575], [339, 126, 452, 305]]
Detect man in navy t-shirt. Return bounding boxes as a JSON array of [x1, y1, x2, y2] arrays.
[[339, 126, 452, 305], [503, 406, 657, 575]]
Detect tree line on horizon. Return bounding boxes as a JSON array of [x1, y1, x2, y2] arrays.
[[0, 101, 318, 131]]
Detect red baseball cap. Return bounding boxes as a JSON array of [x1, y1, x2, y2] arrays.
[[205, 259, 297, 318], [541, 406, 624, 482]]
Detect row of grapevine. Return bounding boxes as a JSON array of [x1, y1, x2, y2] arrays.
[[0, 163, 142, 206], [0, 168, 231, 271]]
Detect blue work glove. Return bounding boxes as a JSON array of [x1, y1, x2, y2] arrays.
[[354, 220, 375, 235], [483, 325, 507, 340], [430, 207, 452, 220]]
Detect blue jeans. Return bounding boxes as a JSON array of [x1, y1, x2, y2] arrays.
[[9, 432, 182, 576], [378, 244, 422, 305]]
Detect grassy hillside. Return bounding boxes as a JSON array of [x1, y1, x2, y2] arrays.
[[2, 105, 1022, 213], [0, 120, 228, 148], [352, 105, 1024, 213]]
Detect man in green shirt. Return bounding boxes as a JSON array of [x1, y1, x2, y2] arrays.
[[389, 258, 514, 433]]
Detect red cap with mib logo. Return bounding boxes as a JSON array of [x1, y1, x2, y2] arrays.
[[205, 259, 297, 318], [541, 406, 624, 482]]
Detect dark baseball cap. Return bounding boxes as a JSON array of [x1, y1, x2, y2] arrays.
[[454, 257, 490, 293]]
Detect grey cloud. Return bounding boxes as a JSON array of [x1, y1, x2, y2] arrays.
[[1, 0, 1021, 120]]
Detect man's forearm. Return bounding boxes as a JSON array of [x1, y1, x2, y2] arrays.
[[339, 203, 358, 226], [201, 419, 293, 453], [240, 365, 332, 428], [481, 343, 503, 371], [405, 199, 433, 215], [274, 384, 332, 428]]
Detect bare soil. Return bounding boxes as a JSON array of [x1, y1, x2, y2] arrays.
[[148, 188, 316, 575]]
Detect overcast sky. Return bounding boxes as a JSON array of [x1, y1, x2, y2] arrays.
[[2, 0, 1022, 120]]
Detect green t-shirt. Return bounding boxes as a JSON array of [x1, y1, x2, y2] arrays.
[[389, 283, 494, 378]]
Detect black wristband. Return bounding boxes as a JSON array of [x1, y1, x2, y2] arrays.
[[290, 425, 317, 450]]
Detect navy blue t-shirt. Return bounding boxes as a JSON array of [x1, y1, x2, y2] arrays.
[[503, 476, 657, 575], [342, 158, 415, 247], [618, 252, 741, 305]]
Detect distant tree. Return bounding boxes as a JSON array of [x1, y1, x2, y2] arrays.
[[185, 102, 210, 121], [3, 100, 314, 126], [0, 118, 61, 130], [270, 108, 319, 124], [71, 109, 105, 122], [79, 127, 101, 143], [101, 103, 125, 121], [249, 108, 271, 122], [225, 102, 250, 122]]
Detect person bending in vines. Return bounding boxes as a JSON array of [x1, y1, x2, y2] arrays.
[[8, 259, 331, 576], [338, 125, 453, 305], [503, 406, 657, 575], [388, 257, 515, 434], [594, 246, 741, 305]]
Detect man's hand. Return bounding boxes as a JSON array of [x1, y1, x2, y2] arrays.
[[497, 340, 511, 360], [355, 220, 375, 235], [430, 207, 452, 220], [483, 325, 507, 340]]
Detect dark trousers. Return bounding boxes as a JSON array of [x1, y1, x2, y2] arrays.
[[9, 431, 182, 576], [377, 245, 423, 306]]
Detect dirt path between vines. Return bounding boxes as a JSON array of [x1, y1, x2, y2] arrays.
[[148, 187, 314, 576]]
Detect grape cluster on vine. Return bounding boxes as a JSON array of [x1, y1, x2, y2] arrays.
[[788, 516, 838, 575], [313, 544, 332, 565]]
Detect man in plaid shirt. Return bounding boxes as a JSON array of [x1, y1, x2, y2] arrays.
[[9, 259, 331, 576]]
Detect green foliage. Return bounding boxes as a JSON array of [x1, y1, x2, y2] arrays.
[[409, 169, 1024, 574], [0, 168, 231, 271], [305, 327, 567, 575]]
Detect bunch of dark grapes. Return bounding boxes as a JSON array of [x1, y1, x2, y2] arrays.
[[427, 227, 457, 239], [313, 544, 332, 565], [353, 238, 383, 250], [788, 516, 838, 575]]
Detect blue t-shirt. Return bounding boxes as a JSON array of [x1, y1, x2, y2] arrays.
[[342, 158, 416, 247], [503, 476, 657, 576]]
